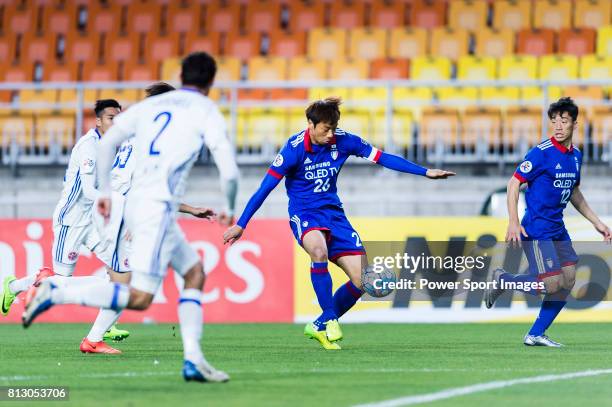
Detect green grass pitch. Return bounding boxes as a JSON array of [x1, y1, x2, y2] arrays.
[[1, 323, 611, 407]]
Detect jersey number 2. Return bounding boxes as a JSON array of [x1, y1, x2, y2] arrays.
[[149, 111, 172, 156]]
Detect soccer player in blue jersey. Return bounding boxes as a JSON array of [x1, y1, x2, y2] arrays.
[[223, 97, 454, 350], [485, 97, 611, 347]]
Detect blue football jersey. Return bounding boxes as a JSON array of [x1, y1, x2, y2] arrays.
[[514, 137, 583, 239], [268, 128, 380, 213]]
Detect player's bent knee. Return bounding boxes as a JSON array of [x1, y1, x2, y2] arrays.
[[544, 277, 562, 294], [309, 246, 328, 262], [127, 289, 154, 310]]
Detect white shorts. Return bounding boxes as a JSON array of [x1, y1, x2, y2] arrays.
[[52, 222, 111, 276], [94, 219, 131, 273], [125, 199, 200, 294], [92, 192, 130, 272]]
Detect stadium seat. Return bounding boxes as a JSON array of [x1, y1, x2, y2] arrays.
[[393, 87, 435, 111], [475, 28, 515, 58], [38, 5, 75, 36], [457, 56, 497, 80], [539, 55, 579, 80], [242, 108, 287, 148], [245, 0, 282, 34], [557, 29, 596, 56], [35, 114, 75, 150], [286, 0, 325, 32], [370, 58, 410, 79], [348, 28, 387, 61], [574, 0, 611, 29], [596, 25, 612, 56], [339, 109, 371, 141], [448, 0, 488, 32], [215, 57, 243, 81], [480, 86, 521, 104], [388, 28, 428, 59], [287, 56, 328, 80], [105, 33, 139, 63], [308, 28, 347, 60], [591, 106, 612, 145], [374, 109, 414, 148], [224, 32, 262, 60], [328, 1, 367, 29], [206, 2, 242, 34], [86, 2, 121, 34], [81, 60, 119, 82], [0, 35, 18, 64], [124, 1, 162, 35], [499, 55, 539, 100], [411, 56, 452, 80], [579, 55, 612, 79], [43, 60, 78, 82], [308, 87, 352, 101], [98, 89, 141, 106], [409, 0, 447, 29], [287, 107, 308, 136], [183, 30, 221, 56], [0, 113, 34, 149], [268, 30, 306, 57], [352, 87, 387, 105], [436, 87, 479, 105], [18, 89, 58, 114], [533, 0, 572, 30], [517, 29, 556, 56], [461, 107, 502, 147], [547, 85, 604, 106], [63, 32, 101, 64], [21, 32, 54, 64], [503, 107, 543, 149], [419, 108, 460, 147], [248, 57, 288, 81], [369, 1, 407, 28], [166, 2, 204, 34], [160, 57, 181, 81], [3, 65, 29, 82], [492, 0, 532, 31], [328, 58, 369, 80], [142, 31, 180, 64], [430, 28, 470, 60], [5, 4, 33, 34], [123, 63, 158, 82]]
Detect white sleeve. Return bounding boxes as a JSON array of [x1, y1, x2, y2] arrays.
[[77, 138, 100, 201]]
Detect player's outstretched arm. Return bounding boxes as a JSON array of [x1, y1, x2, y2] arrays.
[[506, 176, 527, 246], [375, 152, 455, 179], [570, 187, 612, 242], [178, 203, 216, 220]]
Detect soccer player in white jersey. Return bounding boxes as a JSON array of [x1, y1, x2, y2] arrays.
[[23, 52, 239, 383]]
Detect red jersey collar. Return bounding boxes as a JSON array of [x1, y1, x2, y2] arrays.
[[550, 137, 573, 153], [303, 128, 337, 153]]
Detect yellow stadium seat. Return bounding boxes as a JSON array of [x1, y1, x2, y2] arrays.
[[493, 0, 531, 31], [308, 28, 347, 60], [499, 55, 538, 79], [340, 109, 371, 141], [308, 87, 352, 101], [242, 108, 288, 148], [596, 26, 612, 56], [388, 28, 428, 59], [534, 0, 572, 29], [288, 57, 328, 80], [411, 56, 453, 80], [420, 108, 460, 146], [0, 114, 34, 148], [328, 59, 369, 80], [480, 86, 521, 103], [574, 0, 611, 29], [539, 55, 579, 99], [348, 28, 387, 60], [98, 89, 141, 106], [372, 110, 414, 148], [503, 107, 543, 147], [448, 0, 488, 31], [216, 57, 242, 81], [161, 57, 181, 81], [287, 108, 307, 136], [436, 87, 479, 105], [36, 114, 76, 149], [352, 87, 387, 103], [475, 29, 515, 58], [457, 56, 497, 80], [462, 108, 502, 146], [392, 87, 434, 117], [579, 55, 612, 79], [430, 28, 470, 60], [247, 57, 288, 81], [19, 90, 58, 114]]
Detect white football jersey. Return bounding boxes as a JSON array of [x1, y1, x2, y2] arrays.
[[53, 128, 100, 227], [110, 138, 135, 195], [106, 89, 229, 203]]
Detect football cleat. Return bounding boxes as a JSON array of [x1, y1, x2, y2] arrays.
[[325, 319, 343, 342], [182, 360, 230, 383], [524, 334, 564, 347], [104, 325, 130, 341], [25, 267, 55, 305], [1, 276, 17, 316], [22, 280, 55, 328], [484, 268, 505, 309], [80, 338, 122, 354], [304, 322, 341, 350]]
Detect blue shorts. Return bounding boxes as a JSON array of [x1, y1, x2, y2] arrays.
[[288, 206, 366, 262], [522, 230, 578, 279]]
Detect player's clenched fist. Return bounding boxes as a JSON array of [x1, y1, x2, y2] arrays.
[[425, 169, 456, 179], [97, 197, 112, 218], [223, 225, 243, 245]]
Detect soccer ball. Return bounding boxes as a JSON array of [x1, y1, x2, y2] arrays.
[[361, 265, 397, 298]]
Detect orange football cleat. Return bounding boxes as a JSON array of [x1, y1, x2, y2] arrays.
[[80, 338, 122, 354], [24, 267, 55, 305]]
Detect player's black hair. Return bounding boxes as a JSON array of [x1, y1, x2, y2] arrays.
[[145, 82, 176, 97], [548, 97, 579, 122], [180, 52, 217, 89], [94, 99, 121, 117], [305, 97, 342, 127]]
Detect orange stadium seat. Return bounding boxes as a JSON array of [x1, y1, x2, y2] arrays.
[[419, 108, 460, 146], [3, 65, 29, 82], [287, 56, 328, 80], [579, 54, 612, 79], [503, 107, 543, 148], [493, 0, 531, 31], [328, 1, 367, 29], [286, 0, 325, 32], [5, 4, 33, 34], [207, 1, 242, 34], [248, 57, 287, 81], [268, 30, 306, 57], [38, 4, 75, 36], [591, 106, 612, 145], [410, 0, 446, 29], [35, 114, 75, 149], [0, 34, 18, 64], [370, 58, 410, 79], [142, 31, 180, 65], [596, 25, 612, 56], [557, 29, 596, 56], [448, 0, 488, 32], [245, 0, 282, 34], [533, 0, 572, 30], [411, 56, 452, 80], [123, 63, 158, 81], [81, 60, 119, 81], [308, 28, 347, 60], [348, 28, 387, 61], [369, 1, 407, 28], [124, 1, 162, 34], [86, 2, 121, 34], [166, 2, 205, 34], [457, 56, 497, 80], [224, 32, 261, 60], [327, 58, 369, 80], [475, 28, 515, 58], [461, 107, 502, 147], [517, 29, 555, 56], [21, 32, 54, 63], [183, 30, 221, 56], [574, 0, 611, 30], [0, 3, 9, 36], [549, 86, 604, 106], [63, 32, 102, 64], [388, 28, 428, 59], [43, 59, 78, 81], [105, 34, 139, 64], [0, 113, 34, 149], [430, 28, 470, 60]]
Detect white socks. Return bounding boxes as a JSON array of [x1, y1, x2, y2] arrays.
[[8, 274, 36, 295], [87, 309, 122, 343], [178, 288, 204, 364], [51, 279, 130, 310]]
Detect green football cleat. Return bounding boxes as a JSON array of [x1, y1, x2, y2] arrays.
[[1, 276, 17, 316], [304, 323, 341, 350], [104, 325, 130, 341], [325, 319, 343, 342]]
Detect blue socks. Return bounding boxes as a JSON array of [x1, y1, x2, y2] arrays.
[[333, 281, 363, 318], [528, 289, 570, 336], [310, 262, 335, 328]]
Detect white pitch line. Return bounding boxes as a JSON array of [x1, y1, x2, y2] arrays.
[[352, 369, 612, 407]]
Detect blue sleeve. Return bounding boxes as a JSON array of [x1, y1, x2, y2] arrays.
[[514, 148, 544, 183], [269, 140, 298, 177], [340, 131, 375, 159], [377, 152, 428, 176], [236, 172, 282, 229]]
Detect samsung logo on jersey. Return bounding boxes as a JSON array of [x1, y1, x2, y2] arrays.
[[555, 173, 576, 179], [305, 161, 331, 171], [553, 179, 576, 188]]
